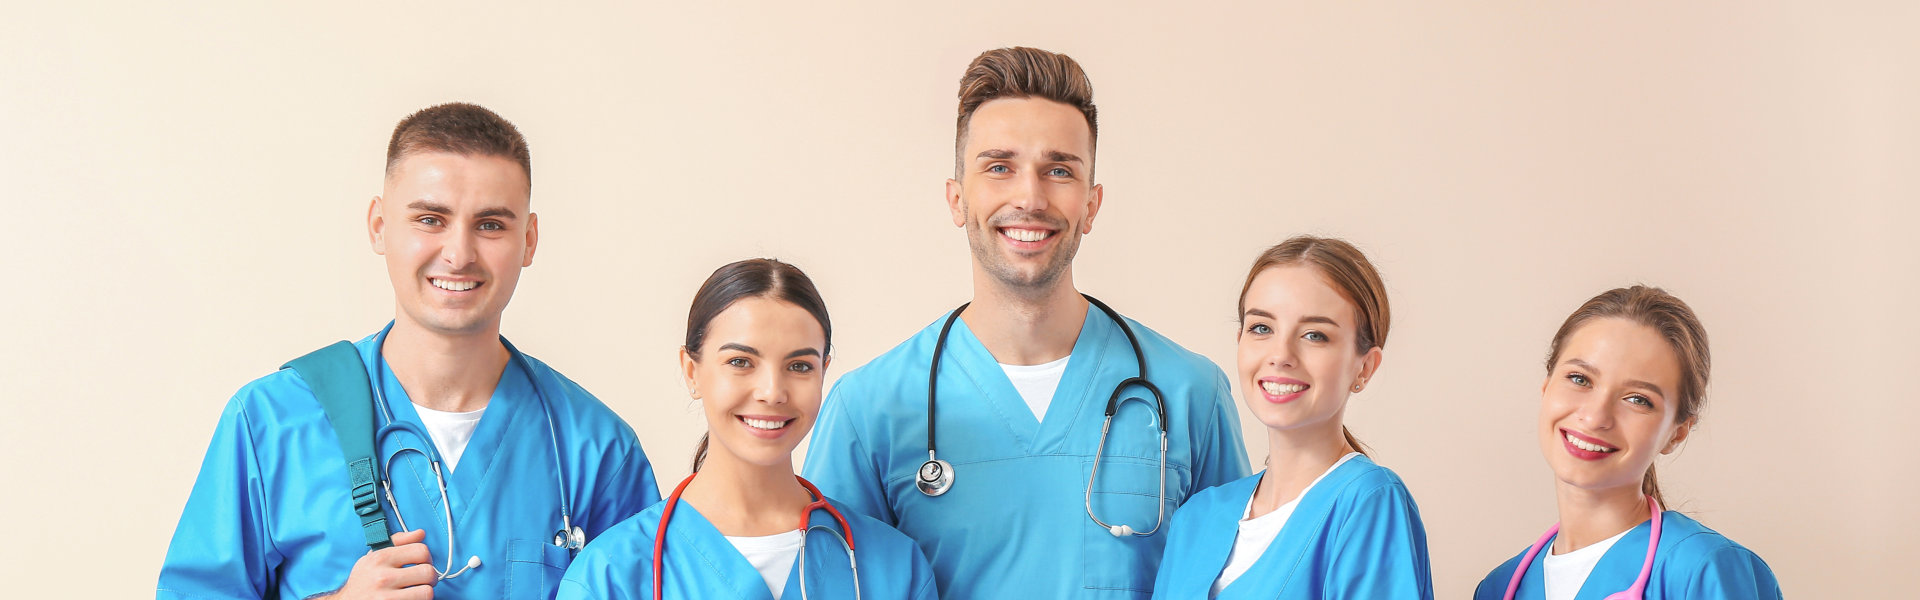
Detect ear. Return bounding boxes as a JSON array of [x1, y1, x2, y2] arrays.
[[946, 178, 966, 228], [1662, 415, 1696, 454], [679, 347, 700, 399], [1080, 183, 1104, 235], [522, 212, 539, 267], [1352, 346, 1384, 393], [367, 195, 387, 255]]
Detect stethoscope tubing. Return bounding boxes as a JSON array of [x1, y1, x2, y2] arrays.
[[366, 324, 585, 579], [654, 474, 858, 600], [919, 294, 1170, 537], [1502, 495, 1664, 600]]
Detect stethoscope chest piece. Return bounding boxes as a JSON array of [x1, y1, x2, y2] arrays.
[[554, 518, 585, 551], [916, 457, 954, 497]]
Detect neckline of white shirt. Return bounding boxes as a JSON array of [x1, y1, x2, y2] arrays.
[[1541, 525, 1634, 600], [1243, 452, 1363, 521]]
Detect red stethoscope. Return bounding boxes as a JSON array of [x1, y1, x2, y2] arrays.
[[654, 474, 859, 600], [1502, 495, 1664, 600]]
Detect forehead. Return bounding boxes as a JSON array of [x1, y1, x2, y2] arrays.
[[1558, 318, 1682, 389], [385, 151, 530, 209], [1243, 265, 1356, 323], [702, 297, 827, 350], [962, 97, 1093, 157]]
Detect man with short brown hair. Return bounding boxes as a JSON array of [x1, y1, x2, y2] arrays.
[[159, 103, 659, 600], [803, 47, 1249, 599]]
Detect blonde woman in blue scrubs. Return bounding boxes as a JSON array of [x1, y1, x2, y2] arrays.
[[1473, 286, 1781, 600], [1151, 236, 1433, 599]]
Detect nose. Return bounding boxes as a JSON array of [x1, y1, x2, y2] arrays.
[[1264, 339, 1298, 371], [755, 368, 787, 405], [442, 229, 477, 268], [1572, 393, 1615, 430], [1007, 170, 1049, 213]]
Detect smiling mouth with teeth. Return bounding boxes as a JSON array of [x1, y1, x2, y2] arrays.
[[1260, 381, 1307, 395], [430, 278, 480, 292], [1001, 227, 1054, 243], [1563, 430, 1619, 453], [740, 416, 792, 431]]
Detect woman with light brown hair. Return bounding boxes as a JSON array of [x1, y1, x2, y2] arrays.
[[1473, 286, 1781, 600], [1151, 235, 1433, 599]]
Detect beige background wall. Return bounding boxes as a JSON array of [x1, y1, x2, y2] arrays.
[[2, 1, 1913, 597]]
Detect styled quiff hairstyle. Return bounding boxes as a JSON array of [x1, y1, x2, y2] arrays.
[[1238, 235, 1392, 456], [954, 47, 1099, 179], [1545, 285, 1710, 507], [385, 102, 532, 189]]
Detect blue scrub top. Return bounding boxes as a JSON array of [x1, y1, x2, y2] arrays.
[[557, 496, 939, 599], [1150, 455, 1434, 600], [801, 304, 1251, 599], [158, 326, 662, 599], [1473, 510, 1782, 600]]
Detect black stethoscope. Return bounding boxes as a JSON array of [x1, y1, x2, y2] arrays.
[[369, 324, 586, 581], [915, 294, 1170, 537]]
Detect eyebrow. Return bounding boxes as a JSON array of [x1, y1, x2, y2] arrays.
[[1241, 309, 1341, 327], [1561, 358, 1667, 397], [718, 343, 822, 360], [406, 200, 518, 220], [973, 149, 1085, 164]]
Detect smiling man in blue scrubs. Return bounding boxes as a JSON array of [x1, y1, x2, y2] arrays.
[[158, 103, 660, 599], [801, 47, 1250, 599]]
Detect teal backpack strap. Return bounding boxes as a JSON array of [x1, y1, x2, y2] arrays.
[[283, 341, 394, 550]]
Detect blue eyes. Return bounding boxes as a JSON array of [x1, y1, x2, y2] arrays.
[[1567, 372, 1656, 409], [1048, 167, 1071, 177], [988, 165, 1010, 173], [1243, 323, 1328, 343], [983, 165, 1073, 177], [415, 216, 504, 231]]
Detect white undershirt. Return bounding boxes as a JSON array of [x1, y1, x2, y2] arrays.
[[1542, 527, 1631, 600], [1211, 452, 1362, 598], [1000, 355, 1071, 420], [411, 404, 486, 472], [725, 530, 804, 600]]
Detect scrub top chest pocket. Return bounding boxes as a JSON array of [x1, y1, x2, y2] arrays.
[[506, 539, 570, 599], [1081, 457, 1189, 595]]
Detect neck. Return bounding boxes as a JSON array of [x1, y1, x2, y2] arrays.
[[1552, 482, 1651, 554], [1251, 420, 1353, 518], [684, 451, 811, 537], [381, 317, 510, 413], [965, 274, 1088, 365]]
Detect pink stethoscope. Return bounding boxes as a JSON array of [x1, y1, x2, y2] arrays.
[[653, 474, 858, 600], [1503, 496, 1663, 600]]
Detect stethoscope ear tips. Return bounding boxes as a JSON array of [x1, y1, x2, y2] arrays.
[[1109, 524, 1134, 537], [467, 555, 482, 569]]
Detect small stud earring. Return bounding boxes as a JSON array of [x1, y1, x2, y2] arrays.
[[1352, 384, 1362, 392]]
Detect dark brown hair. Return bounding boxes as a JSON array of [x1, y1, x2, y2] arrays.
[[1238, 236, 1391, 456], [1545, 285, 1710, 507], [385, 102, 532, 188], [685, 259, 832, 472], [954, 47, 1099, 179]]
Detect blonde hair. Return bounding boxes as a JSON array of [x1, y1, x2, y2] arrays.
[[1545, 285, 1710, 507], [1238, 235, 1390, 456]]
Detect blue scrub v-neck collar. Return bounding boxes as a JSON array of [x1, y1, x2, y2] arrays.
[[663, 499, 857, 600], [370, 326, 531, 524], [942, 302, 1114, 453], [1201, 455, 1377, 599], [1517, 516, 1657, 600]]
